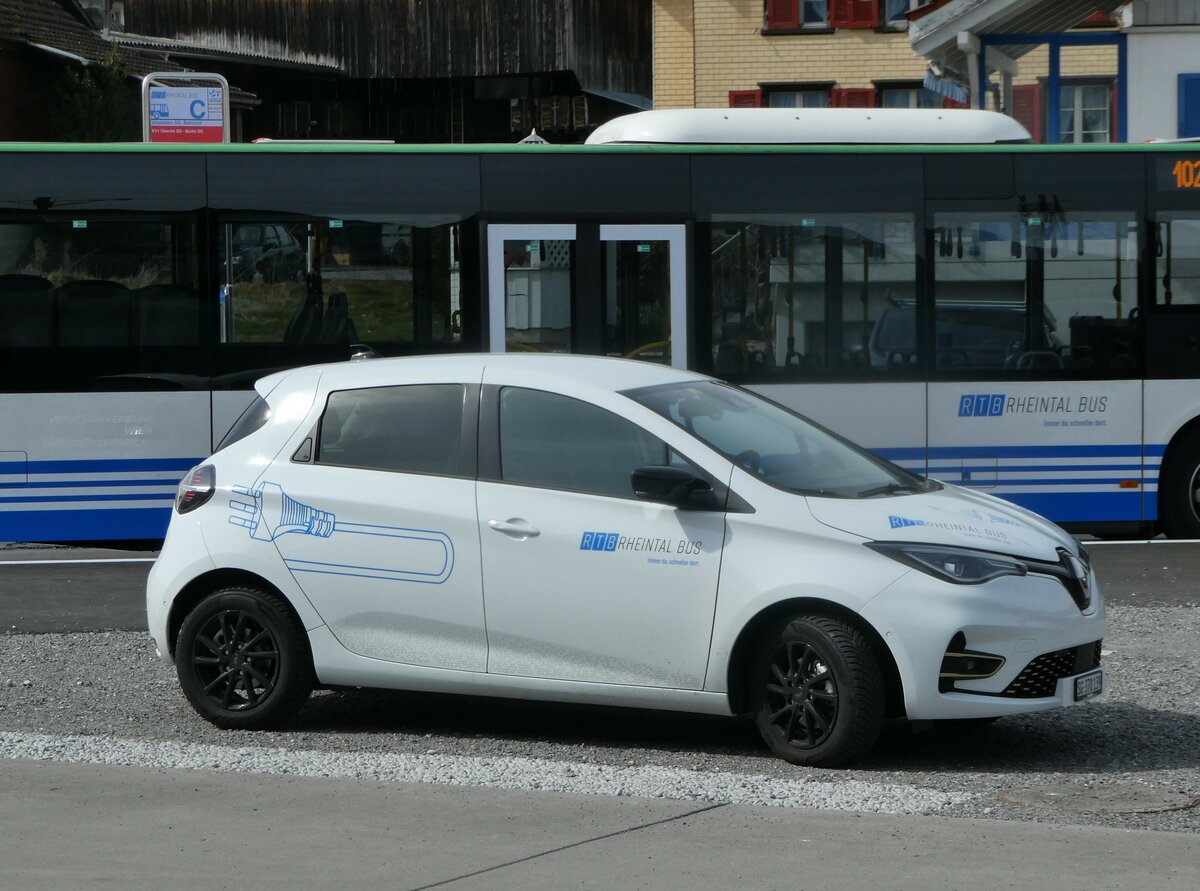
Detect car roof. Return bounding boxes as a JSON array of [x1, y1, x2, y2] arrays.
[[256, 353, 708, 398]]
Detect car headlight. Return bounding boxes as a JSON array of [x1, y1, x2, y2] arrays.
[[865, 542, 1028, 585]]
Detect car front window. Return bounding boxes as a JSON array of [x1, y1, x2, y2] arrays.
[[626, 380, 934, 498]]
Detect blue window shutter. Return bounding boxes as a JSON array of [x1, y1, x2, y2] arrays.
[[1181, 74, 1200, 139]]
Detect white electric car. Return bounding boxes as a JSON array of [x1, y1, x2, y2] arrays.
[[147, 354, 1105, 766]]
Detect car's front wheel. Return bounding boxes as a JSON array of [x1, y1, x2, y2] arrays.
[[176, 587, 314, 729], [751, 615, 884, 767]]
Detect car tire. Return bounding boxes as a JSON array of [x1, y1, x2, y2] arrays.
[[751, 615, 884, 767], [1159, 427, 1200, 539], [176, 586, 314, 730]]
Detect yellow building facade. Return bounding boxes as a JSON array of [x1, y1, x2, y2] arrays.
[[653, 0, 1119, 142]]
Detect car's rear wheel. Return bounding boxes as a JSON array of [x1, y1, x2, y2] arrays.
[[751, 615, 884, 767], [176, 587, 313, 729]]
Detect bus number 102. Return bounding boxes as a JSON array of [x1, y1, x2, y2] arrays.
[[1172, 159, 1200, 189]]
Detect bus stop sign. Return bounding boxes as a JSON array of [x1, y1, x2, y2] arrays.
[[142, 73, 229, 143]]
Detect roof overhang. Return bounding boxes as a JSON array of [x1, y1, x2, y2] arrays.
[[111, 33, 344, 75], [910, 0, 1125, 84]]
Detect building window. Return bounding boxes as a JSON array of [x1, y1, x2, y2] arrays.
[[1182, 74, 1200, 139], [880, 86, 941, 109], [803, 0, 830, 26], [884, 0, 909, 26], [1060, 81, 1112, 144], [764, 0, 830, 31], [767, 89, 830, 108]]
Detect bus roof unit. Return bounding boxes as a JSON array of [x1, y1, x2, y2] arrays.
[[585, 108, 1032, 146]]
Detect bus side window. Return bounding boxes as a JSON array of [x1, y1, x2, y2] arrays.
[[56, 280, 132, 347], [706, 215, 918, 381], [0, 274, 55, 348]]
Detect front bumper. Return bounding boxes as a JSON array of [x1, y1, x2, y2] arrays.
[[860, 566, 1105, 721]]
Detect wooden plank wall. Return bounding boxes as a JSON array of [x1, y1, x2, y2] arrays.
[[122, 0, 650, 92]]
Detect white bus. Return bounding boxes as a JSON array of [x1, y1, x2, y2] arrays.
[[2, 109, 1199, 540]]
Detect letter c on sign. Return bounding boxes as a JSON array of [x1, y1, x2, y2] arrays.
[[190, 99, 206, 120]]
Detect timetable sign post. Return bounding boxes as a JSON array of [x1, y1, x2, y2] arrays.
[[141, 73, 230, 144]]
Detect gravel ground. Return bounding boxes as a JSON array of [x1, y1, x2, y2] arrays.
[[1, 605, 1197, 830]]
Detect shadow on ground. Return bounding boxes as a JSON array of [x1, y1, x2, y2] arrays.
[[284, 688, 1200, 774]]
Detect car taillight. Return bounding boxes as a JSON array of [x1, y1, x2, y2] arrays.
[[176, 465, 216, 514]]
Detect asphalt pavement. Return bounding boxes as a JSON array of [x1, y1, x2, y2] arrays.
[[3, 758, 1197, 890]]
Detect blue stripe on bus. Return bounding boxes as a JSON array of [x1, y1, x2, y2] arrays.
[[0, 493, 172, 504], [871, 448, 926, 462], [926, 468, 1152, 482], [873, 445, 1166, 462], [946, 479, 1152, 488], [0, 478, 182, 490], [1146, 501, 1159, 521], [0, 458, 202, 476], [929, 444, 1157, 459], [0, 508, 172, 541], [1001, 491, 1143, 523], [19, 458, 204, 474]]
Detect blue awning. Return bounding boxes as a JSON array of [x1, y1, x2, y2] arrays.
[[923, 70, 969, 104]]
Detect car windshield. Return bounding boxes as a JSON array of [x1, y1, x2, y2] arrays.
[[625, 380, 936, 498]]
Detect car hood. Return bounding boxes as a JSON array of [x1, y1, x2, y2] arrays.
[[805, 484, 1078, 562]]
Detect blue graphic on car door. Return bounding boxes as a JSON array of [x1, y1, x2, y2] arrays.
[[229, 481, 454, 583]]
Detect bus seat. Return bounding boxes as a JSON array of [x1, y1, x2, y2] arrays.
[[133, 285, 202, 346], [0, 274, 55, 347], [284, 273, 324, 344], [714, 341, 745, 374], [55, 280, 131, 347], [319, 292, 359, 345]]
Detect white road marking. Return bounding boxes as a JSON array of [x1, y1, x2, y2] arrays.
[[0, 558, 157, 566]]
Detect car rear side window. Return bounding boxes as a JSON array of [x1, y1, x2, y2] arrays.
[[216, 396, 272, 451], [316, 384, 466, 476], [499, 387, 668, 498]]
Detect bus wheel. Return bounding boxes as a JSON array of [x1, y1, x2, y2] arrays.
[[750, 615, 884, 767], [176, 587, 314, 729], [1160, 427, 1200, 539]]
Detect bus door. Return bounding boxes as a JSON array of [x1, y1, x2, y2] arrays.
[[925, 199, 1144, 528], [485, 223, 687, 368], [1145, 155, 1200, 533]]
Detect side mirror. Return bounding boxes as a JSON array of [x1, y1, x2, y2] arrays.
[[631, 465, 714, 508]]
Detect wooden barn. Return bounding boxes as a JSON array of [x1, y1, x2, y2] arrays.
[[0, 0, 651, 143]]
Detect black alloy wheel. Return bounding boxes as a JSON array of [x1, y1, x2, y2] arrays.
[[761, 639, 840, 750], [752, 615, 884, 767], [176, 587, 313, 729]]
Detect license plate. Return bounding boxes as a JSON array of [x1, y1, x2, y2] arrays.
[[1074, 669, 1103, 701]]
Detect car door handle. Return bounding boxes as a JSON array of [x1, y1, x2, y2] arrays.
[[488, 518, 541, 540]]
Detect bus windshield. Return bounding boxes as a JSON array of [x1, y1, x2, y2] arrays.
[[626, 381, 935, 498]]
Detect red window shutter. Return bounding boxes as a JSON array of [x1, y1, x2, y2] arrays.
[[765, 0, 800, 30], [831, 87, 877, 108], [831, 0, 879, 29], [1012, 83, 1042, 143], [729, 89, 764, 108], [1110, 80, 1118, 142]]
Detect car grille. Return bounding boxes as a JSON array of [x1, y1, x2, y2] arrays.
[[1000, 641, 1102, 698]]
